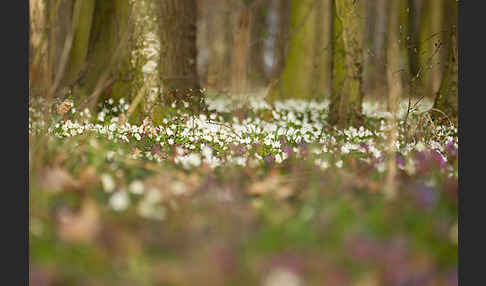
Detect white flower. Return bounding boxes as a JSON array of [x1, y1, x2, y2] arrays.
[[335, 160, 343, 168], [415, 141, 426, 152], [101, 173, 115, 193], [109, 191, 130, 211], [129, 180, 144, 195], [264, 267, 302, 286]]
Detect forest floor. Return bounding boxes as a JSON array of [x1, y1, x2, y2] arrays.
[[29, 95, 457, 286]]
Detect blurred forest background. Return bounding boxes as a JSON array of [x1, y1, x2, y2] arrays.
[[29, 0, 458, 125]]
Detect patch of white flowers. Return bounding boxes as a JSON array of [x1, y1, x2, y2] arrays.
[[29, 96, 458, 177]]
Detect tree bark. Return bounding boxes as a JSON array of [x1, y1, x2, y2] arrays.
[[249, 1, 270, 90], [231, 7, 252, 99], [331, 0, 365, 127], [159, 0, 203, 110], [278, 0, 317, 99], [363, 0, 389, 99], [204, 0, 231, 92], [433, 1, 457, 121], [328, 0, 346, 125], [311, 0, 332, 99]]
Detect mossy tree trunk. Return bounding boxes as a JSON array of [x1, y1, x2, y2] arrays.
[[363, 0, 389, 99], [159, 0, 203, 111], [311, 0, 332, 99], [30, 0, 49, 97], [278, 0, 317, 99], [272, 0, 291, 81], [328, 0, 346, 125], [417, 0, 443, 99], [406, 0, 424, 80], [330, 0, 364, 127], [43, 0, 132, 109], [231, 7, 252, 100], [433, 1, 458, 121], [204, 0, 231, 92], [249, 1, 270, 90]]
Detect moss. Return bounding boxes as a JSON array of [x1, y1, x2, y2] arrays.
[[278, 0, 317, 99]]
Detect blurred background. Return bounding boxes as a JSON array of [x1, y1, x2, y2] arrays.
[[29, 0, 458, 123]]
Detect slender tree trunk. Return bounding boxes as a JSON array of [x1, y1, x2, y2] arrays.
[[272, 0, 291, 81], [29, 0, 48, 97], [278, 0, 317, 99], [333, 0, 365, 127], [417, 0, 443, 99], [433, 1, 457, 121], [311, 0, 332, 99], [204, 0, 231, 92], [81, 0, 132, 106], [407, 0, 423, 79], [329, 0, 346, 125], [159, 0, 202, 110], [42, 0, 132, 108], [231, 7, 252, 100], [363, 0, 388, 99], [249, 1, 270, 90]]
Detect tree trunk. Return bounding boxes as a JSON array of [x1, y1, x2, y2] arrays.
[[231, 7, 252, 100], [159, 0, 202, 110], [29, 0, 48, 97], [311, 0, 332, 99], [278, 0, 317, 99], [407, 0, 423, 80], [332, 0, 365, 127], [387, 0, 403, 112], [272, 0, 291, 81], [417, 0, 443, 100], [363, 0, 389, 100], [249, 1, 270, 90], [41, 0, 132, 108], [204, 0, 231, 92], [433, 1, 457, 121], [328, 0, 346, 125]]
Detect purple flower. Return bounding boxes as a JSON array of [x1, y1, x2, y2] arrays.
[[264, 154, 275, 165], [283, 145, 293, 157], [446, 141, 457, 156], [414, 184, 438, 209], [396, 154, 405, 167], [360, 142, 369, 152], [432, 151, 448, 169]]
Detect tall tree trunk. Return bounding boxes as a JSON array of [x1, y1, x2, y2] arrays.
[[231, 7, 252, 100], [249, 1, 270, 90], [328, 0, 346, 125], [433, 1, 458, 121], [204, 0, 231, 92], [384, 0, 400, 199], [363, 0, 389, 100], [416, 0, 443, 100], [333, 0, 365, 127], [278, 0, 317, 99], [311, 0, 332, 99], [387, 0, 403, 112], [42, 0, 132, 108], [80, 0, 132, 106], [272, 0, 291, 81], [407, 0, 423, 80], [159, 0, 202, 110], [29, 0, 48, 97]]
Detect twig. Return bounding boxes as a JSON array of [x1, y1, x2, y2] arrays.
[[207, 120, 242, 139]]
